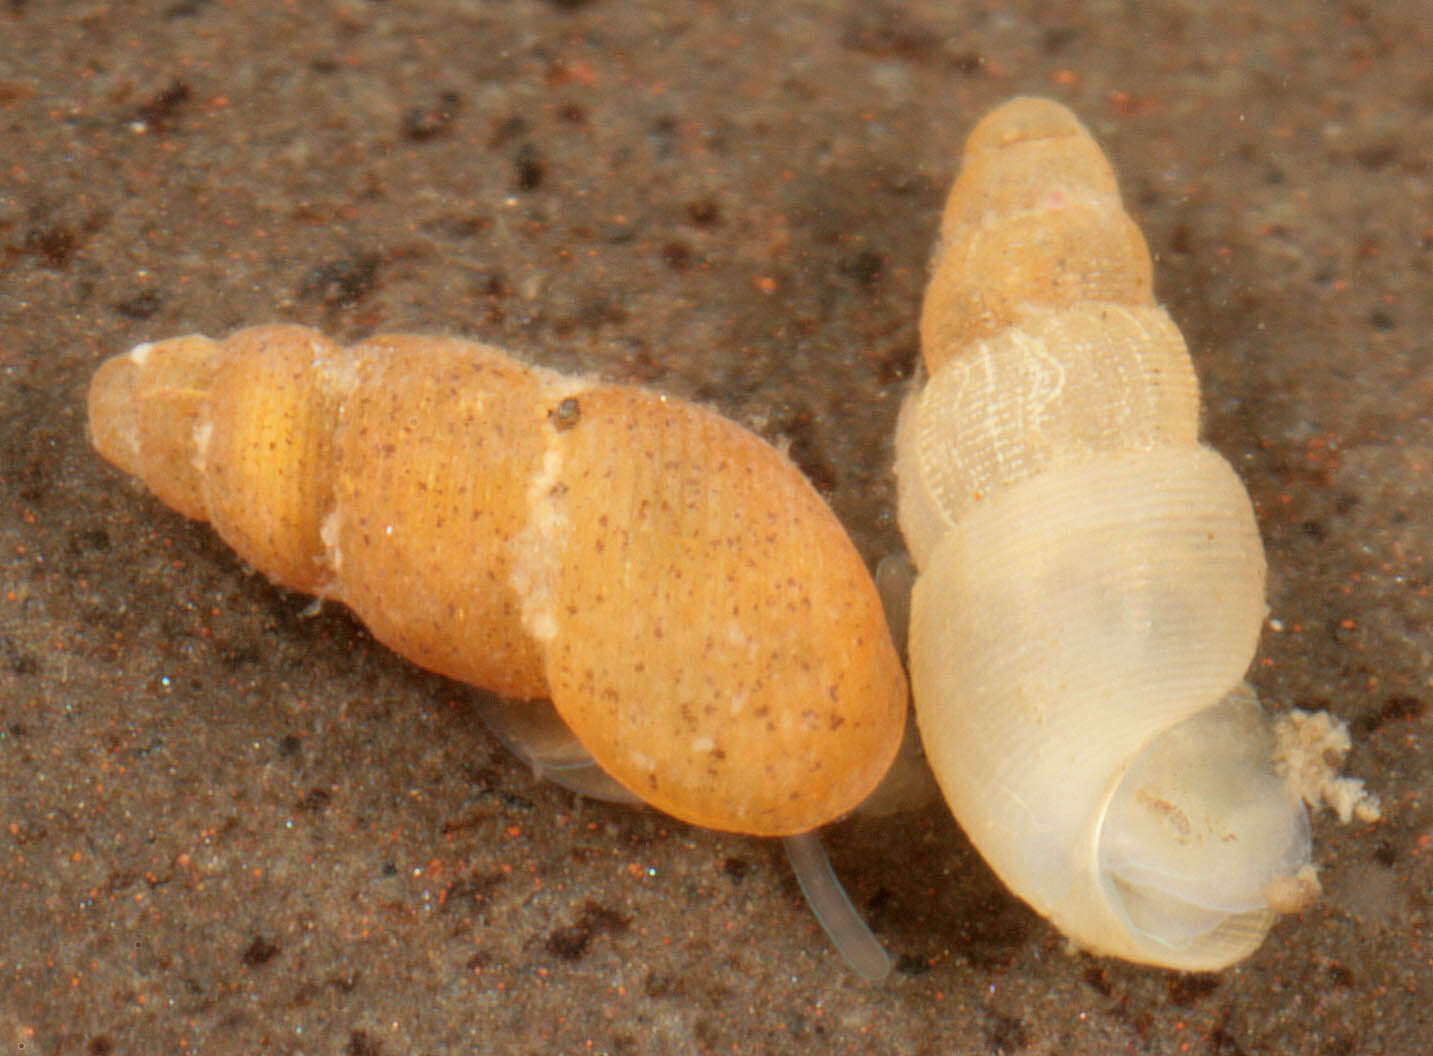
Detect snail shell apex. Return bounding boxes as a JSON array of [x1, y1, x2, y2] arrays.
[[88, 324, 907, 837], [920, 98, 1153, 375]]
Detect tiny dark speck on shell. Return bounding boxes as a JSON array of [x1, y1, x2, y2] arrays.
[[550, 397, 582, 431]]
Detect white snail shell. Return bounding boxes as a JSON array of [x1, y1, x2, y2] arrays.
[[895, 97, 1315, 971]]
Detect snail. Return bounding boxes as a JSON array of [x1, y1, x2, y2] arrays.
[[893, 97, 1333, 971], [88, 324, 906, 980]]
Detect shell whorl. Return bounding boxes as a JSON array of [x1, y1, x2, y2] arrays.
[[895, 302, 1200, 567], [896, 98, 1309, 970]]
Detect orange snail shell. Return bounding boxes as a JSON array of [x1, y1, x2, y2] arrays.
[[89, 324, 907, 838]]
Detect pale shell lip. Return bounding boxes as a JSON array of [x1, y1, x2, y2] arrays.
[[1091, 686, 1311, 967]]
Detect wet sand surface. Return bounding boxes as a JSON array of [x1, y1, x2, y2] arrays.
[[2, 2, 1429, 1052]]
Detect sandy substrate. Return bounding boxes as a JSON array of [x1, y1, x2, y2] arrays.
[[2, 1, 1429, 1052]]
